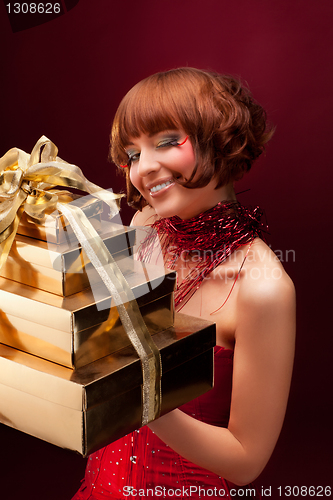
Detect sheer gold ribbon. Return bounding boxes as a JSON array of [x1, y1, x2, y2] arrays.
[[59, 203, 162, 424], [0, 135, 122, 268], [0, 136, 161, 425]]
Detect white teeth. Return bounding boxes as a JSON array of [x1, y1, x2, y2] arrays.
[[150, 180, 172, 193]]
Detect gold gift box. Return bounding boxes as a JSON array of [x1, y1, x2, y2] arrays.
[[0, 314, 215, 456], [0, 221, 136, 296], [0, 262, 176, 369], [18, 193, 104, 244]]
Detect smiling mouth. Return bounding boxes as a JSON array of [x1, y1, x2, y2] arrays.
[[149, 180, 173, 194]]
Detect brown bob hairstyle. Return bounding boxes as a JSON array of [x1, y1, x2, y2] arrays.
[[110, 67, 274, 211]]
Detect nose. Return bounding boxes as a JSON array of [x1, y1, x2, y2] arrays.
[[137, 148, 160, 177]]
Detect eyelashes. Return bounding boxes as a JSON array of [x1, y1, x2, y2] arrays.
[[156, 136, 189, 149], [156, 136, 182, 149], [174, 136, 188, 146], [120, 136, 189, 168]]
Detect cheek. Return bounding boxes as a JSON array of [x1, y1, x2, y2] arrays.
[[129, 167, 136, 187], [129, 168, 142, 192], [185, 148, 196, 166], [181, 142, 196, 175]]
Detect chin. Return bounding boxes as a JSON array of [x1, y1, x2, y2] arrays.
[[153, 203, 194, 219], [151, 196, 195, 219], [154, 207, 177, 219]]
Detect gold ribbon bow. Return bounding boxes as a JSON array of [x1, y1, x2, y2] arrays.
[[0, 135, 122, 268], [0, 136, 161, 425]]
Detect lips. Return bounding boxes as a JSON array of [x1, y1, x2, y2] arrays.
[[150, 180, 173, 193], [146, 178, 175, 195]]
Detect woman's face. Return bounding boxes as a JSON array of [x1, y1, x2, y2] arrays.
[[126, 130, 226, 219]]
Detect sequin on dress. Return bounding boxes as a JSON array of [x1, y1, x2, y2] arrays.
[[72, 346, 261, 499]]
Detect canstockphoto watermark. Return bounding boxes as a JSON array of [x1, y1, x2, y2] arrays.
[[123, 485, 258, 496], [167, 245, 296, 265], [165, 246, 295, 283]]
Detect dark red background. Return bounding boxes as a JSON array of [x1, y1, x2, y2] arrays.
[[0, 1, 332, 498]]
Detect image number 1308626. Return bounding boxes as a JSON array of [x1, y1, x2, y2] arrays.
[[3, 0, 80, 32], [5, 2, 61, 14]]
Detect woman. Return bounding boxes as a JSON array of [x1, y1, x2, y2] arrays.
[[73, 68, 295, 499]]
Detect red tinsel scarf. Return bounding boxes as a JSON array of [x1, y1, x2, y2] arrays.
[[138, 201, 267, 311]]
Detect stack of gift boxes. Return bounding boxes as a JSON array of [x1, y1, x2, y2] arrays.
[[0, 195, 215, 457]]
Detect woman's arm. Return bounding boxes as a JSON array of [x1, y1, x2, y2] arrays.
[[148, 274, 296, 485]]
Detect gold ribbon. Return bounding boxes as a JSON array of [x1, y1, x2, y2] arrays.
[[59, 203, 161, 424], [0, 136, 122, 268], [0, 136, 161, 425]]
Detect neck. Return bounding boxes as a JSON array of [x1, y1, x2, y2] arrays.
[[141, 200, 265, 310], [220, 182, 237, 203], [182, 182, 237, 220], [174, 183, 237, 221]]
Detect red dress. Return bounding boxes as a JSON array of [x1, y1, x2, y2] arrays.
[[72, 346, 260, 499]]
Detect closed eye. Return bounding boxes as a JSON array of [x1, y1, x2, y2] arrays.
[[156, 138, 181, 149], [157, 136, 189, 148], [125, 136, 188, 166]]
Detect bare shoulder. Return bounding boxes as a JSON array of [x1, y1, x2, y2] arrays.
[[130, 205, 159, 227], [238, 238, 296, 310], [234, 238, 296, 368]]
